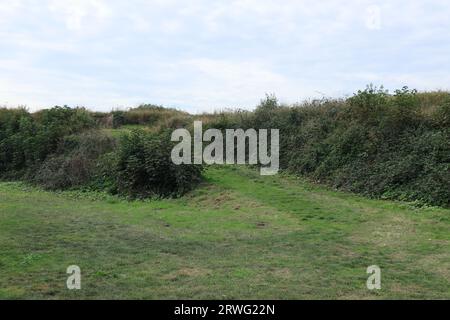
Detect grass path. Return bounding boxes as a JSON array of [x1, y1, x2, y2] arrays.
[[0, 166, 449, 299]]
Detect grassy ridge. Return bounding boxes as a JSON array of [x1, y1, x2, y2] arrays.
[[2, 87, 449, 206], [201, 88, 450, 207], [1, 166, 448, 299]]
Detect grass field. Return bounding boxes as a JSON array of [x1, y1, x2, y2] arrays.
[[0, 166, 449, 299]]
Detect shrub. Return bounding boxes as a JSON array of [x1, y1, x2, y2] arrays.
[[0, 106, 97, 178], [108, 130, 203, 198], [112, 104, 190, 129], [32, 131, 116, 190]]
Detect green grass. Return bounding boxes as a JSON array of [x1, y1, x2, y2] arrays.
[[0, 166, 449, 299]]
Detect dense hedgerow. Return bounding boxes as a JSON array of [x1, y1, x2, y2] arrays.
[[203, 86, 450, 207], [112, 104, 191, 128], [1, 86, 448, 205], [0, 106, 96, 178], [0, 106, 203, 198]]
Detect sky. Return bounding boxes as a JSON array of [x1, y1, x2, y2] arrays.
[[1, 0, 450, 113]]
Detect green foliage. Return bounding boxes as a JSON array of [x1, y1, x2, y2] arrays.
[[0, 106, 96, 177], [107, 130, 203, 199], [1, 86, 448, 205], [253, 94, 280, 128], [204, 86, 450, 207], [112, 104, 190, 129], [112, 110, 126, 128], [32, 131, 116, 190], [0, 106, 202, 199]]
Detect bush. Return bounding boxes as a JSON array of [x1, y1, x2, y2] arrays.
[[112, 105, 190, 129], [0, 106, 97, 178], [105, 130, 203, 199], [0, 105, 203, 199], [32, 131, 116, 190]]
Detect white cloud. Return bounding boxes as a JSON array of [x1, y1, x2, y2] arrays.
[[48, 0, 112, 32], [0, 0, 22, 15], [365, 5, 382, 30]]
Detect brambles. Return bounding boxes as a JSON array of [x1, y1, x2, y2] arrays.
[[33, 131, 116, 190], [0, 106, 96, 178], [111, 104, 190, 128], [203, 86, 450, 207], [110, 130, 203, 198], [0, 106, 203, 198], [0, 86, 448, 205]]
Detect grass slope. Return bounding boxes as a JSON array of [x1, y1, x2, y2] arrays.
[[0, 166, 449, 299]]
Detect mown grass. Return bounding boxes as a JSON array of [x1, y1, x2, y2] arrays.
[[0, 166, 448, 299]]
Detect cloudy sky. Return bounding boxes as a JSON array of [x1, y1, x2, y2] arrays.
[[1, 0, 449, 112]]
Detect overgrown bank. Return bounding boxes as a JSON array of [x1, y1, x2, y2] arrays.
[[203, 86, 450, 207], [0, 86, 449, 206], [0, 106, 202, 198]]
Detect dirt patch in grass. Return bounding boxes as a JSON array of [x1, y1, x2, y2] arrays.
[[417, 253, 450, 281], [350, 212, 417, 248], [272, 268, 293, 280], [163, 268, 212, 280]]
